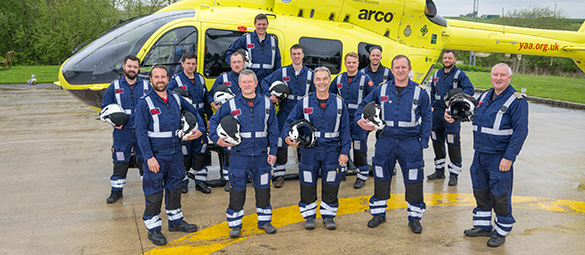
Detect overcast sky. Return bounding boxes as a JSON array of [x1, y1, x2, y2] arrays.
[[434, 0, 585, 19]]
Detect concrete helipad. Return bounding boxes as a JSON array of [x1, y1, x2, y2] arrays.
[[0, 84, 584, 254]]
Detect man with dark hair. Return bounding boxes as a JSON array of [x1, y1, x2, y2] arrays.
[[261, 44, 315, 188], [360, 46, 394, 86], [167, 53, 213, 194], [330, 52, 374, 188], [283, 66, 350, 230], [446, 63, 528, 248], [225, 13, 281, 83], [357, 55, 431, 234], [102, 55, 151, 204], [135, 65, 206, 246], [427, 49, 475, 186], [209, 69, 279, 238]]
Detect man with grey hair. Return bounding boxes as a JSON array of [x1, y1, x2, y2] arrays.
[[209, 69, 279, 238], [282, 66, 350, 230], [445, 62, 528, 247]]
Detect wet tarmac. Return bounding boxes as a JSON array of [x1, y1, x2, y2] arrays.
[[0, 84, 584, 254]]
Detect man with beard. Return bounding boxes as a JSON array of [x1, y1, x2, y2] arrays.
[[260, 44, 315, 188], [102, 55, 151, 204], [427, 50, 474, 186], [135, 65, 206, 246]]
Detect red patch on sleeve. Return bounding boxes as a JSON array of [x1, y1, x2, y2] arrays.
[[368, 80, 373, 87], [224, 81, 231, 86], [150, 108, 160, 115], [434, 77, 439, 82], [283, 76, 290, 81], [337, 83, 342, 89], [477, 101, 483, 108], [247, 43, 254, 49], [381, 96, 389, 102], [304, 107, 313, 114], [180, 85, 187, 90], [232, 109, 241, 116], [115, 89, 124, 94]]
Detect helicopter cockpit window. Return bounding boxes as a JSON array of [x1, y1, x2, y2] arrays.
[[61, 10, 195, 85], [299, 37, 342, 74], [141, 26, 198, 78], [358, 43, 383, 70], [204, 29, 246, 78]]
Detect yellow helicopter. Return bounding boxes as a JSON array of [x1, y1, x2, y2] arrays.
[[56, 0, 585, 110]]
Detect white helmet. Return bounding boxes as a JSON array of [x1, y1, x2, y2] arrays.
[[289, 119, 316, 148], [178, 111, 199, 141], [172, 87, 193, 105], [362, 101, 386, 131], [269, 81, 291, 103], [447, 93, 477, 122], [236, 48, 253, 69], [213, 84, 235, 106], [99, 104, 128, 127], [217, 115, 241, 146]]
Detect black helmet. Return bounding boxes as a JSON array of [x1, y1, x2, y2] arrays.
[[99, 104, 128, 127], [172, 87, 193, 104], [178, 111, 199, 141], [213, 84, 235, 106], [444, 87, 463, 104], [269, 81, 291, 102], [362, 101, 386, 132], [447, 93, 477, 122], [216, 115, 241, 146], [288, 119, 316, 148]]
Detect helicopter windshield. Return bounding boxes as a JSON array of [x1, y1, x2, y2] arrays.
[[62, 10, 195, 85]]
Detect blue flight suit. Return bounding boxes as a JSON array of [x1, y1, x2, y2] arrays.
[[135, 89, 206, 231], [101, 77, 151, 192], [168, 71, 212, 186], [209, 94, 278, 229], [260, 65, 315, 177], [360, 64, 394, 86], [281, 93, 351, 220], [330, 71, 374, 180], [356, 80, 431, 222], [429, 66, 474, 176], [469, 85, 528, 237], [225, 31, 281, 82]]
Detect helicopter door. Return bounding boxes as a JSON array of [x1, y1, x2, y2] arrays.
[[141, 26, 198, 78]]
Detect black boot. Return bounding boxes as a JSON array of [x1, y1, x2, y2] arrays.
[[106, 190, 123, 204], [427, 171, 445, 180]]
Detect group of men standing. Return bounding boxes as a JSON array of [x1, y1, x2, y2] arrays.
[[100, 13, 528, 248]]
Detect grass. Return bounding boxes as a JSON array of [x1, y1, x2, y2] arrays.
[[465, 71, 585, 105], [0, 65, 60, 84]]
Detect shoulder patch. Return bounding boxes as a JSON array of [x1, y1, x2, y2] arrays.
[[417, 85, 426, 90], [299, 94, 309, 99], [513, 92, 525, 99], [336, 94, 344, 100]]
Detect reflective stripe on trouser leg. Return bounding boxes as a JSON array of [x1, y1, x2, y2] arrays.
[[226, 208, 244, 228], [143, 215, 162, 231], [494, 216, 514, 236], [111, 162, 129, 191], [166, 208, 184, 225], [299, 202, 317, 219], [369, 196, 387, 217], [182, 175, 189, 183], [354, 151, 369, 181], [273, 164, 286, 177], [256, 205, 272, 227], [448, 162, 462, 175], [110, 178, 126, 191], [472, 208, 493, 231], [434, 158, 446, 173], [195, 167, 208, 183], [320, 201, 338, 218], [407, 202, 426, 221]]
